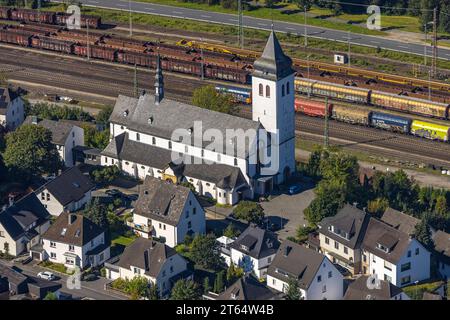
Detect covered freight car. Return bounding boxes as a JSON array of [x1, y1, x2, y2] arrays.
[[370, 91, 449, 119], [370, 112, 412, 134], [331, 105, 371, 125], [74, 45, 116, 61], [410, 120, 450, 142], [31, 36, 74, 54], [294, 98, 332, 117]]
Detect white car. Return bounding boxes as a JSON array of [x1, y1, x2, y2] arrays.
[[37, 271, 56, 281]]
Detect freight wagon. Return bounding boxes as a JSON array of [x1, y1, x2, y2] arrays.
[[370, 112, 412, 134], [74, 45, 116, 62], [54, 13, 101, 29], [294, 98, 332, 117], [31, 36, 74, 54], [410, 120, 450, 142], [370, 91, 450, 119], [0, 28, 32, 46], [11, 9, 55, 24], [331, 105, 371, 125], [215, 85, 251, 104], [0, 6, 10, 20]]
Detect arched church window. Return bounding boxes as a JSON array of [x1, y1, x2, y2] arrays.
[[259, 83, 263, 96], [266, 85, 270, 98]]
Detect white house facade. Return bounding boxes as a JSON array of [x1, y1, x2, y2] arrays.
[[0, 87, 24, 131]]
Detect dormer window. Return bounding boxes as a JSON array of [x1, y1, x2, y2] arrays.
[[376, 243, 390, 253], [188, 127, 193, 135], [123, 110, 129, 117], [241, 244, 249, 251], [148, 116, 154, 125]]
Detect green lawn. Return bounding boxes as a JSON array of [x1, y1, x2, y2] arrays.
[[112, 235, 137, 246], [39, 261, 75, 275], [403, 280, 444, 300]]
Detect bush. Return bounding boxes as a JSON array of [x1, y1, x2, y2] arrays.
[[90, 165, 121, 185], [232, 201, 265, 225]]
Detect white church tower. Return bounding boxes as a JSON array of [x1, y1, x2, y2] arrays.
[[252, 31, 296, 185]]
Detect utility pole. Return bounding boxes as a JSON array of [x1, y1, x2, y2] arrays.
[[431, 7, 438, 78], [307, 54, 310, 78], [86, 23, 90, 61], [424, 23, 428, 67], [129, 0, 133, 37], [347, 30, 351, 68], [304, 7, 308, 48], [428, 68, 432, 101], [133, 64, 138, 98], [238, 0, 244, 49], [324, 97, 329, 149]]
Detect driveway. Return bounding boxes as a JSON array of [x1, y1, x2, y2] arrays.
[[260, 181, 316, 240]]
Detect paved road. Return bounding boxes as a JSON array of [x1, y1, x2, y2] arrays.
[[50, 0, 450, 61], [0, 259, 126, 300]]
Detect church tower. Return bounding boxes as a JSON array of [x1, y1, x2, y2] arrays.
[[252, 31, 296, 184]]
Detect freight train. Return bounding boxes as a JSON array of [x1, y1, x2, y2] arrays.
[[295, 78, 450, 120], [0, 24, 250, 83], [0, 6, 101, 29], [294, 98, 450, 142]]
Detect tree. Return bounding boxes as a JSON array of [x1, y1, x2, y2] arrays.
[[190, 234, 224, 270], [367, 198, 389, 216], [285, 278, 302, 300], [96, 105, 114, 127], [293, 0, 313, 11], [296, 225, 315, 243], [90, 165, 121, 185], [83, 198, 108, 229], [232, 201, 265, 224], [148, 283, 160, 300], [203, 277, 211, 295], [170, 279, 201, 300], [223, 223, 240, 238], [44, 292, 58, 300], [192, 85, 237, 115], [435, 195, 448, 216], [439, 0, 450, 33], [226, 262, 244, 283], [213, 270, 225, 293], [124, 276, 150, 300], [3, 124, 62, 180], [414, 216, 433, 250], [82, 125, 110, 150]]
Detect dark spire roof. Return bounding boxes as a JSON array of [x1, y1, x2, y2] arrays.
[[253, 31, 295, 81]]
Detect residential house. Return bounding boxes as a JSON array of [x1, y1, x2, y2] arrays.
[[267, 240, 344, 300], [105, 237, 190, 297], [228, 224, 280, 279], [0, 86, 24, 131], [318, 204, 371, 275], [0, 264, 28, 295], [102, 31, 298, 204], [432, 230, 450, 280], [343, 275, 409, 300], [24, 116, 84, 167], [38, 212, 110, 269], [361, 218, 430, 287], [0, 193, 51, 257], [35, 166, 95, 216], [207, 275, 279, 300], [128, 176, 206, 248], [380, 208, 421, 236]]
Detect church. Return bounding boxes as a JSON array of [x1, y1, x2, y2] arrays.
[[101, 31, 296, 205]]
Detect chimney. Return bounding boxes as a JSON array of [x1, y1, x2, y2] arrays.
[[144, 249, 150, 271], [68, 213, 77, 225], [154, 54, 164, 105]]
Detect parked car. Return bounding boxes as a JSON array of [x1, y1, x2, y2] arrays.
[[37, 271, 56, 281], [288, 184, 301, 195]]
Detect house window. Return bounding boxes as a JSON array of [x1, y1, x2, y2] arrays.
[[136, 133, 140, 141], [72, 132, 75, 138], [268, 256, 272, 264], [401, 276, 411, 285], [317, 275, 322, 283], [234, 158, 238, 166], [168, 141, 172, 149], [193, 207, 196, 215], [159, 223, 162, 229], [272, 278, 276, 285], [188, 221, 192, 229], [322, 285, 327, 293], [344, 246, 348, 254], [133, 267, 140, 275], [328, 271, 332, 278], [152, 137, 156, 145], [325, 237, 329, 245], [170, 266, 174, 273], [265, 85, 270, 98], [50, 252, 56, 259], [415, 248, 419, 255], [384, 261, 392, 271], [282, 84, 285, 97], [0, 231, 4, 238], [69, 245, 75, 252], [50, 242, 56, 248], [407, 250, 411, 258], [334, 241, 339, 250], [46, 193, 50, 201], [384, 274, 392, 283], [259, 83, 263, 96], [163, 224, 166, 231], [41, 192, 45, 201], [401, 262, 411, 272], [201, 149, 204, 157], [286, 82, 290, 94], [99, 253, 104, 262], [162, 271, 166, 277]]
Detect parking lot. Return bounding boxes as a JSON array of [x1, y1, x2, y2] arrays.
[[260, 180, 316, 240]]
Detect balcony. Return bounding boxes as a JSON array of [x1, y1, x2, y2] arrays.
[[126, 220, 153, 234]]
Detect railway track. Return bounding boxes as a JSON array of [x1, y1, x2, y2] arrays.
[[1, 45, 449, 169]]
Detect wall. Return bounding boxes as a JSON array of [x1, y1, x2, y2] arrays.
[[0, 226, 23, 256], [63, 126, 84, 167], [37, 188, 65, 216], [2, 98, 25, 130]]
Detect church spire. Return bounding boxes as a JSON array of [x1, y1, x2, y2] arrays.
[[253, 31, 295, 81], [155, 54, 164, 105]]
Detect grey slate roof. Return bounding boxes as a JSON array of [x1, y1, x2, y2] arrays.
[[267, 240, 326, 290], [230, 224, 279, 259], [0, 193, 50, 240], [218, 275, 278, 300], [35, 166, 95, 207], [362, 218, 415, 264], [115, 237, 179, 278], [380, 208, 420, 236], [432, 230, 450, 265], [343, 275, 404, 300], [253, 31, 296, 81], [43, 212, 105, 247], [134, 176, 192, 226], [23, 116, 75, 145], [109, 93, 260, 158], [102, 133, 247, 190], [318, 204, 371, 250], [0, 265, 28, 286]]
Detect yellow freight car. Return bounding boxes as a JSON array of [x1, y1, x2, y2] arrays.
[[411, 120, 450, 142]]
